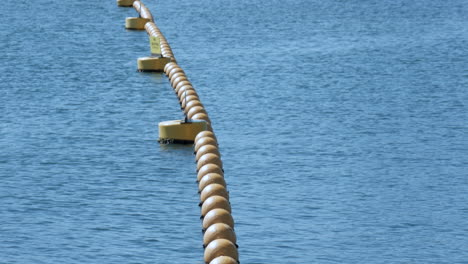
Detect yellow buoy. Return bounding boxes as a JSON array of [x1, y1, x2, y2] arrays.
[[204, 239, 239, 264], [209, 256, 238, 264], [203, 223, 237, 247], [197, 164, 224, 182], [125, 17, 151, 30], [158, 119, 207, 144], [201, 195, 231, 217], [137, 56, 171, 72], [117, 0, 135, 7], [198, 173, 226, 192], [202, 208, 234, 230], [200, 183, 229, 203]]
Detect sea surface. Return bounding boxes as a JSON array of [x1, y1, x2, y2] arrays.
[[1, 0, 467, 263]]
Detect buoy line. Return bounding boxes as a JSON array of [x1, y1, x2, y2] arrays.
[[118, 1, 239, 263]]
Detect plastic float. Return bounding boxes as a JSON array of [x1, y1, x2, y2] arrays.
[[202, 209, 235, 230], [198, 173, 226, 192], [204, 239, 239, 263], [201, 196, 231, 216], [203, 223, 237, 247]]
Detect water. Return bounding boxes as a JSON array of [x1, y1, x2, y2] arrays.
[[1, 0, 467, 263]]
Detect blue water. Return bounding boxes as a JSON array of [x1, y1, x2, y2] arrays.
[[1, 0, 467, 263]]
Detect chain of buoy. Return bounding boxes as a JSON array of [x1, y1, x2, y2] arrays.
[[118, 1, 239, 263]]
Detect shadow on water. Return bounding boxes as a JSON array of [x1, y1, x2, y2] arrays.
[[159, 142, 194, 153]]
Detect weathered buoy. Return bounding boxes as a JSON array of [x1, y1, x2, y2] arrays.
[[200, 184, 229, 203], [182, 98, 202, 110], [181, 95, 200, 109], [137, 56, 171, 72], [203, 223, 237, 247], [201, 195, 231, 216], [132, 1, 153, 21], [195, 131, 217, 143], [202, 209, 234, 230], [187, 106, 207, 118], [209, 256, 238, 264], [172, 77, 189, 90], [204, 239, 239, 264], [168, 67, 184, 79], [196, 145, 220, 161], [197, 153, 223, 171], [158, 119, 207, 144], [177, 86, 196, 98], [198, 173, 226, 191], [117, 0, 135, 7], [175, 80, 192, 92], [162, 51, 174, 58], [195, 136, 218, 151], [171, 74, 188, 86], [177, 86, 194, 98], [170, 71, 186, 80], [125, 17, 151, 30], [197, 164, 224, 182], [164, 62, 178, 74], [191, 113, 211, 123]]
